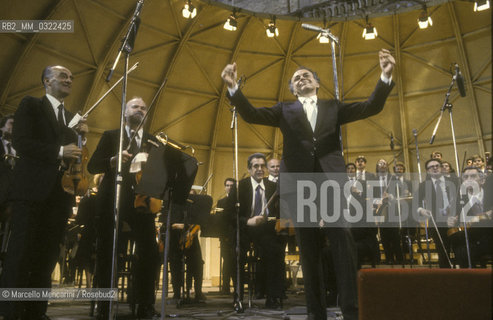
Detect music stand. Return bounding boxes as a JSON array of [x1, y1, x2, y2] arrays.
[[135, 144, 198, 320]]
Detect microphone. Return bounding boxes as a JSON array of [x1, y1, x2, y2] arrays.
[[301, 23, 339, 44], [132, 0, 144, 22], [454, 64, 466, 97]]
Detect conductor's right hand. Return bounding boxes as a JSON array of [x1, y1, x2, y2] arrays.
[[110, 150, 133, 168], [63, 143, 82, 160], [221, 62, 237, 89]]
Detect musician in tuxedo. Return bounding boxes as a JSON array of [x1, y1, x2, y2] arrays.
[[0, 65, 86, 320], [372, 159, 403, 265], [355, 155, 375, 182], [221, 49, 395, 320], [347, 163, 379, 268], [447, 166, 492, 268], [0, 115, 15, 238], [87, 97, 160, 319], [416, 158, 458, 268], [227, 153, 283, 309], [267, 158, 280, 183], [168, 193, 206, 303], [216, 178, 235, 294]]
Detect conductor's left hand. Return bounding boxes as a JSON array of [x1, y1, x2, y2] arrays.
[[379, 49, 395, 78]]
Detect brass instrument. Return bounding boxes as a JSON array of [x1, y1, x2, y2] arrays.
[[154, 132, 195, 155]]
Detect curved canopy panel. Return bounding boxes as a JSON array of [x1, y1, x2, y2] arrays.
[[0, 0, 491, 200]]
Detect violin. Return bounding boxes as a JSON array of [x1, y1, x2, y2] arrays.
[[61, 131, 89, 196]]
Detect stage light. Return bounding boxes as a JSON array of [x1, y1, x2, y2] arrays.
[[418, 7, 433, 29], [362, 17, 377, 40], [182, 1, 197, 19], [224, 13, 237, 31], [317, 32, 330, 43], [474, 0, 490, 11], [266, 17, 279, 37]]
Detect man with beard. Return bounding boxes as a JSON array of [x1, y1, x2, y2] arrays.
[[88, 97, 160, 319]]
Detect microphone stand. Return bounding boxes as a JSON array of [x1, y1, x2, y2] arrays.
[[230, 106, 243, 313], [107, 2, 143, 319], [413, 129, 429, 266], [429, 74, 461, 178], [429, 70, 470, 268]]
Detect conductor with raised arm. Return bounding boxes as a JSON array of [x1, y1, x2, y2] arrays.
[[221, 49, 395, 320]]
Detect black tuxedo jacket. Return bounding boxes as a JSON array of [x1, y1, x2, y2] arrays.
[[11, 95, 76, 201], [229, 79, 394, 173], [87, 128, 158, 219]]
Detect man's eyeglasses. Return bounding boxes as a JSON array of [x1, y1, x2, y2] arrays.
[[426, 164, 441, 170]]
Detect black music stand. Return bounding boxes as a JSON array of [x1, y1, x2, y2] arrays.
[[135, 144, 198, 320]]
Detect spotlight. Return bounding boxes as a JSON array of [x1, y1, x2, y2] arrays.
[[182, 0, 197, 19], [266, 17, 279, 37], [418, 7, 433, 29], [224, 13, 237, 31], [362, 17, 377, 40], [317, 32, 330, 44], [474, 0, 490, 11]]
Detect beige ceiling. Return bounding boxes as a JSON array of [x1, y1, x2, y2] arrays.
[[0, 0, 491, 201]]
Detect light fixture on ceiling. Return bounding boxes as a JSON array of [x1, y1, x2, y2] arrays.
[[418, 6, 433, 29], [474, 0, 490, 11], [317, 32, 330, 43], [266, 17, 279, 37], [182, 0, 197, 19], [224, 12, 238, 31], [317, 18, 330, 44], [362, 16, 377, 40]]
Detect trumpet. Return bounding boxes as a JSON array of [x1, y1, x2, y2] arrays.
[[154, 132, 195, 155]]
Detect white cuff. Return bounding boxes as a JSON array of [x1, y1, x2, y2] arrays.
[[380, 72, 392, 85], [58, 146, 64, 159], [227, 83, 239, 96]]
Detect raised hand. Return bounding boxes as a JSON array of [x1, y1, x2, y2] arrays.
[[379, 49, 395, 78], [221, 62, 238, 89]]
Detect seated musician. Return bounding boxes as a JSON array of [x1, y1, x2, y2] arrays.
[[447, 166, 493, 268], [225, 153, 284, 309], [87, 97, 160, 320]]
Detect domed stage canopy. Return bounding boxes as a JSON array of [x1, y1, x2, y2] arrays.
[[0, 0, 490, 199]]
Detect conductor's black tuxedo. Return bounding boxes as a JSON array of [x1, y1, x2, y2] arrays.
[[228, 79, 394, 320], [87, 128, 160, 314], [0, 95, 77, 320]]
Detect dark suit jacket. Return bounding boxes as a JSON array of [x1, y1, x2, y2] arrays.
[[87, 128, 157, 220], [416, 176, 458, 222], [11, 95, 76, 201], [238, 177, 277, 224], [229, 79, 394, 173]]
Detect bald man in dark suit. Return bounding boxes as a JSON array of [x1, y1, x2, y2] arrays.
[[0, 65, 86, 320]]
